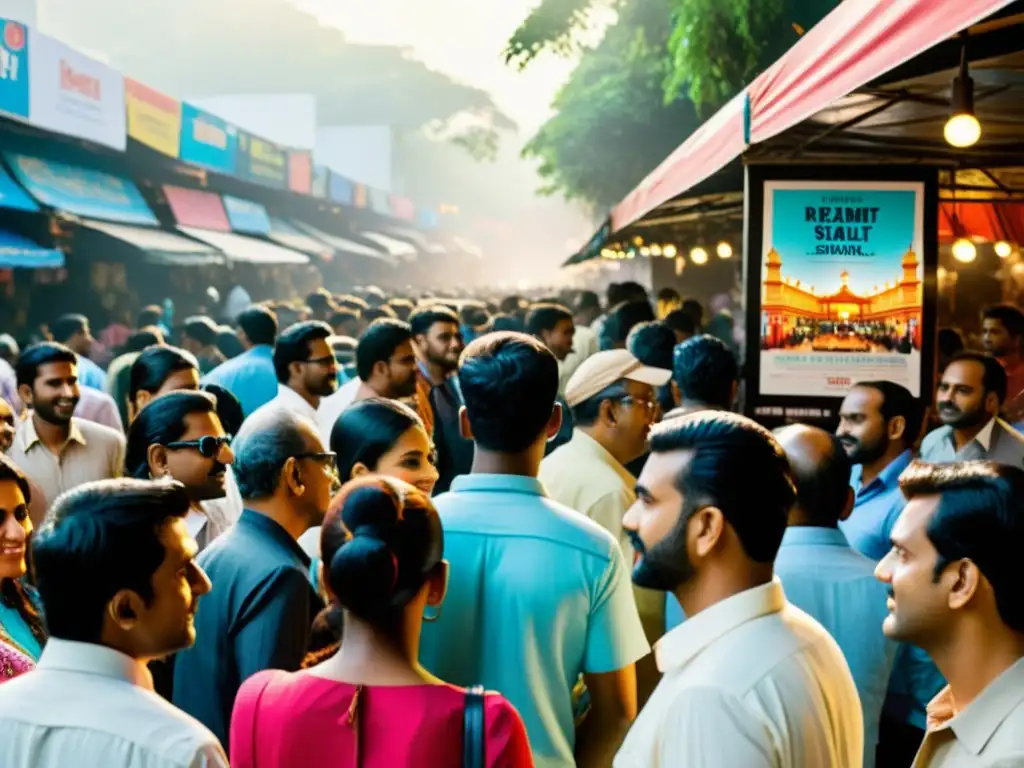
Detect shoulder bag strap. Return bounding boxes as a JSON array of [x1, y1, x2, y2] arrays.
[[463, 684, 486, 768]]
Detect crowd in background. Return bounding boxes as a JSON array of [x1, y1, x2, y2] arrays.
[[0, 280, 1021, 767]]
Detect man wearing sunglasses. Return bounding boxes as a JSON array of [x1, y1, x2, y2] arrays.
[[253, 321, 338, 422]]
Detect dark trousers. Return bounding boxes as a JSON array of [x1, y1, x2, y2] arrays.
[[876, 716, 925, 768]]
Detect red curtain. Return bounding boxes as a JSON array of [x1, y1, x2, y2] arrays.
[[938, 202, 1024, 244]]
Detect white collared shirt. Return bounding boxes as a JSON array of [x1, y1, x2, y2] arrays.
[[316, 377, 362, 443], [251, 383, 319, 423], [615, 579, 863, 768], [0, 638, 228, 767]]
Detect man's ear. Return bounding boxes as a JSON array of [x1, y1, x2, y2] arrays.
[[147, 443, 170, 479], [546, 401, 563, 439], [671, 380, 682, 407], [458, 405, 474, 441], [887, 415, 907, 443], [16, 384, 32, 409]]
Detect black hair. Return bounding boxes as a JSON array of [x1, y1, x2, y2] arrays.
[[15, 342, 78, 390], [525, 303, 572, 338], [322, 476, 443, 631], [231, 408, 314, 501], [215, 328, 245, 360], [663, 309, 697, 337], [363, 306, 397, 324], [628, 321, 678, 414], [489, 313, 525, 333], [900, 461, 1024, 631], [330, 399, 426, 481], [982, 304, 1024, 339], [409, 305, 460, 339], [50, 314, 88, 344], [460, 305, 490, 328], [938, 328, 965, 359], [182, 316, 218, 348], [129, 346, 198, 404], [945, 351, 1008, 405], [306, 289, 333, 312], [336, 294, 370, 312], [681, 298, 704, 327], [458, 331, 558, 453], [389, 299, 415, 322], [137, 305, 163, 328], [852, 380, 924, 448], [125, 391, 218, 479], [575, 290, 600, 313], [273, 321, 333, 384], [329, 309, 361, 333], [618, 282, 648, 303], [32, 479, 192, 643], [201, 384, 244, 438], [601, 301, 655, 349], [236, 305, 278, 347], [125, 330, 161, 354], [672, 334, 738, 409], [356, 319, 413, 382], [780, 428, 852, 527], [657, 287, 681, 303], [0, 454, 47, 649], [499, 295, 524, 314], [650, 412, 795, 563]]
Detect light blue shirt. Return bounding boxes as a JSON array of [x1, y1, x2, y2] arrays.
[[201, 345, 277, 418], [842, 449, 913, 561], [419, 474, 650, 768], [76, 356, 107, 392], [774, 527, 897, 768]]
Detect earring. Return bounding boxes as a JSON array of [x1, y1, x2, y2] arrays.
[[422, 603, 443, 623]]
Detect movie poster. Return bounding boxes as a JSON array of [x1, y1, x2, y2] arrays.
[[759, 180, 924, 397]]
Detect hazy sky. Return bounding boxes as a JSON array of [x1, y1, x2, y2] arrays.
[[293, 0, 607, 135]]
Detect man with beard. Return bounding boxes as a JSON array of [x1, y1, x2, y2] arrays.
[[9, 343, 124, 523], [316, 319, 418, 444], [921, 352, 1024, 466], [836, 381, 922, 561], [172, 408, 330, 746], [252, 321, 338, 423], [981, 304, 1024, 424], [617, 412, 862, 767], [410, 305, 469, 493], [876, 461, 1024, 767]]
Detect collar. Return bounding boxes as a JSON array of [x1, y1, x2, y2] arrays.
[[246, 345, 274, 360], [927, 658, 1024, 755], [450, 474, 546, 497], [852, 449, 913, 493], [275, 384, 317, 418], [238, 509, 312, 567], [37, 637, 154, 689], [779, 526, 850, 548], [570, 429, 636, 488], [654, 579, 786, 673], [18, 416, 87, 452], [975, 417, 997, 452]]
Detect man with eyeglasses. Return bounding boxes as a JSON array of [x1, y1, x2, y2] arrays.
[[252, 321, 338, 423], [171, 408, 333, 746]]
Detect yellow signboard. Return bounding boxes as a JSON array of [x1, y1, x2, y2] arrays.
[[125, 78, 181, 158]]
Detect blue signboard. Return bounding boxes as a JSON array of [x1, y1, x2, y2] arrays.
[[179, 103, 238, 175], [0, 164, 38, 212], [0, 229, 64, 268], [417, 208, 439, 230], [328, 173, 354, 206], [5, 152, 158, 225], [0, 19, 30, 120], [223, 195, 271, 236]]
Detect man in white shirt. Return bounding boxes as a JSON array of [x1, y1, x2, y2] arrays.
[[616, 411, 863, 767], [0, 478, 226, 767], [253, 320, 338, 423]]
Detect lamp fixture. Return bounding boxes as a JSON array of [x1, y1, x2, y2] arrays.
[[663, 244, 678, 258], [995, 240, 1012, 259], [952, 237, 977, 263], [716, 241, 733, 259], [690, 246, 708, 265], [944, 37, 981, 149]]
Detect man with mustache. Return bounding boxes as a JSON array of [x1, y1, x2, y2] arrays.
[[921, 352, 1024, 467], [875, 461, 1024, 767], [251, 320, 338, 423], [617, 412, 862, 767], [8, 343, 125, 524]]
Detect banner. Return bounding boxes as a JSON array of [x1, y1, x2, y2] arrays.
[[237, 132, 287, 189], [6, 153, 157, 225], [125, 78, 181, 157], [758, 180, 925, 398], [28, 32, 126, 150], [0, 19, 29, 120], [311, 165, 328, 198], [223, 195, 271, 236], [353, 183, 367, 209], [328, 173, 354, 206], [180, 103, 237, 174], [287, 151, 312, 195]]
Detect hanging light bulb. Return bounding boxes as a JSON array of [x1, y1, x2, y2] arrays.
[[995, 240, 1012, 258], [650, 243, 662, 257], [952, 237, 977, 263], [639, 246, 651, 257], [716, 241, 733, 259], [945, 38, 981, 148], [690, 246, 708, 265], [663, 244, 678, 258]]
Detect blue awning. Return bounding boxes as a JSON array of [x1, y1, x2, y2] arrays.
[[0, 166, 39, 213], [0, 230, 65, 268]]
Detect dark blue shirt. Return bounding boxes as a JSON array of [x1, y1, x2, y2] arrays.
[[171, 509, 322, 745]]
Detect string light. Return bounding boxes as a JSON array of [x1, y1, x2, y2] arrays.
[[690, 247, 708, 265], [952, 237, 976, 263], [995, 241, 1012, 258], [716, 241, 733, 259], [663, 244, 678, 258]]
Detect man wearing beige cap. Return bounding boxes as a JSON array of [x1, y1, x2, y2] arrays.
[[540, 349, 671, 705]]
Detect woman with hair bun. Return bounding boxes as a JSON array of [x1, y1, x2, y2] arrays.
[[230, 476, 532, 767]]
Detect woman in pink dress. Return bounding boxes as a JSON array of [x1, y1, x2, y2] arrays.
[[230, 476, 533, 768]]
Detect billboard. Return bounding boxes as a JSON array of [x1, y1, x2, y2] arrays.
[[180, 103, 238, 175], [0, 19, 29, 120], [125, 78, 181, 157], [237, 131, 287, 189]]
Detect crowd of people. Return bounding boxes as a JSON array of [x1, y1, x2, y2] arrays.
[[0, 281, 1021, 768]]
